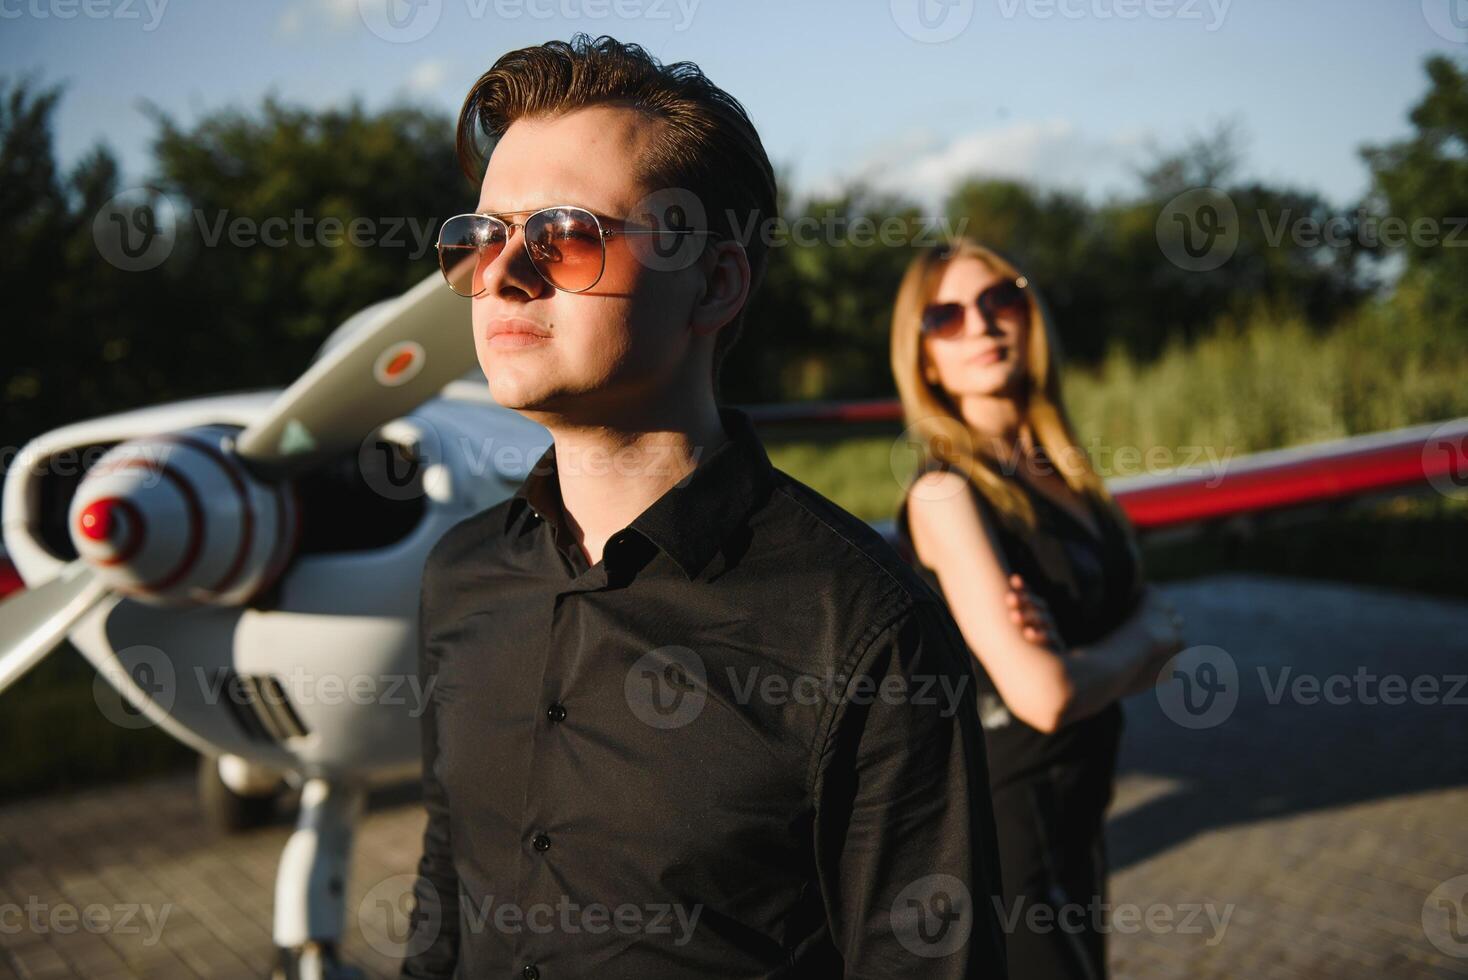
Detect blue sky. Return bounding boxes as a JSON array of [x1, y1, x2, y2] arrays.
[[3, 0, 1462, 210]]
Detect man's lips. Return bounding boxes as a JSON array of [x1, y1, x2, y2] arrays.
[[485, 317, 552, 349]]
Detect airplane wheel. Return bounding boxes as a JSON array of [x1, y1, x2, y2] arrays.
[[198, 754, 281, 833]]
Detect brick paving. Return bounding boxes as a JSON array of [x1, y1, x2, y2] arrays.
[[1, 573, 1465, 979]]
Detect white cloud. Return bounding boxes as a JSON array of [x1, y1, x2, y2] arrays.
[[808, 118, 1153, 207], [405, 58, 450, 96]]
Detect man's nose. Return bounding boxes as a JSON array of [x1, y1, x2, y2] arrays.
[[477, 223, 548, 300]]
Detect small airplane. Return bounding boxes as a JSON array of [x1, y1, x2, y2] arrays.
[[0, 271, 553, 979]]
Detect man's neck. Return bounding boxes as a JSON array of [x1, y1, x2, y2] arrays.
[[540, 397, 730, 567]]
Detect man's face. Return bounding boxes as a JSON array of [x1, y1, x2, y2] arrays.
[[469, 105, 707, 421]]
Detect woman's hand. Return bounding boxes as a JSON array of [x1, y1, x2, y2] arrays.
[[1005, 574, 1064, 652]]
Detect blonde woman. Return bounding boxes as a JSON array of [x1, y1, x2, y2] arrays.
[[891, 238, 1186, 979]]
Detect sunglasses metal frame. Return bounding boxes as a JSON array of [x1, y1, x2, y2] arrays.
[[436, 205, 717, 296], [919, 275, 1032, 338]]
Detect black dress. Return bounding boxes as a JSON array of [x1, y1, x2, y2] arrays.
[[895, 455, 1145, 980]]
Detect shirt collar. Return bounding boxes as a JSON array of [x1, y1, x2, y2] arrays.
[[502, 405, 777, 581]]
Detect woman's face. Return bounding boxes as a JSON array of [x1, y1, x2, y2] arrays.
[[920, 256, 1030, 400]]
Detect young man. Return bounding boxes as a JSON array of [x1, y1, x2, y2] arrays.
[[402, 34, 1008, 979]]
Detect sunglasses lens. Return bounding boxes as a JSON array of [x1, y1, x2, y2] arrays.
[[525, 207, 605, 291], [920, 303, 964, 336], [438, 215, 507, 296], [980, 281, 1029, 321]]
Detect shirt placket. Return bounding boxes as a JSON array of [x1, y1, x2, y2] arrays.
[[510, 537, 609, 980]]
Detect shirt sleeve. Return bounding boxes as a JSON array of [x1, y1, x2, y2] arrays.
[[812, 599, 1008, 978], [399, 554, 462, 979]]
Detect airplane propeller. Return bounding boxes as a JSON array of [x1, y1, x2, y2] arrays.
[[0, 271, 472, 696]]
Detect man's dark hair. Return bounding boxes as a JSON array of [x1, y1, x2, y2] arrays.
[[455, 33, 779, 397]]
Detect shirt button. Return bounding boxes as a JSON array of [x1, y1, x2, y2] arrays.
[[547, 702, 567, 723], [522, 966, 540, 980], [532, 833, 551, 852]]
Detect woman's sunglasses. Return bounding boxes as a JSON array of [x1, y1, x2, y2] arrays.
[[436, 205, 712, 296], [920, 276, 1031, 338]]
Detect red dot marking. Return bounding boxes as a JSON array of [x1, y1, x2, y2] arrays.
[[385, 349, 415, 378]]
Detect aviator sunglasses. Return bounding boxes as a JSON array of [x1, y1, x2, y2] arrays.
[[437, 205, 714, 296], [920, 275, 1031, 338]]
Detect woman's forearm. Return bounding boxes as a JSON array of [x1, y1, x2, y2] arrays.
[[1052, 602, 1167, 726]]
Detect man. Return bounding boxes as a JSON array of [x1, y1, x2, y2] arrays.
[[401, 34, 1008, 979]]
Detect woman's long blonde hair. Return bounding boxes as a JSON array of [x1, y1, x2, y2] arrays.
[[890, 237, 1125, 534]]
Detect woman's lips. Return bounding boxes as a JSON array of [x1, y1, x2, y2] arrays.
[[968, 346, 1007, 365]]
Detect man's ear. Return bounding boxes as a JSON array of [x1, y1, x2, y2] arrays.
[[689, 239, 750, 337]]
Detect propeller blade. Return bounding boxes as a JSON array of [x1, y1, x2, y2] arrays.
[[232, 270, 473, 477], [0, 561, 111, 695]]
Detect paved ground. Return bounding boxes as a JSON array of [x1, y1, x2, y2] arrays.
[[1, 573, 1466, 979]]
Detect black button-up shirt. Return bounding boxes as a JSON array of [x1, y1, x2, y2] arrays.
[[400, 405, 1007, 979]]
